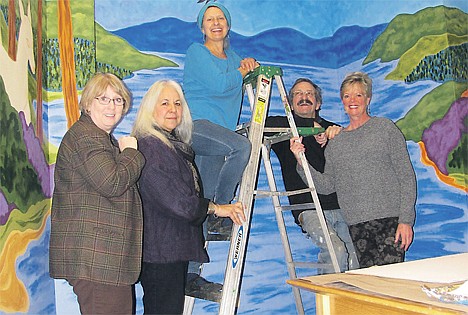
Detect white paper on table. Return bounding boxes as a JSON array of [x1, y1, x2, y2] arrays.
[[421, 280, 468, 305], [346, 253, 468, 283], [451, 280, 468, 297]]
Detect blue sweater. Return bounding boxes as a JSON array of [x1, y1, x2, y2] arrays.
[[183, 42, 243, 130]]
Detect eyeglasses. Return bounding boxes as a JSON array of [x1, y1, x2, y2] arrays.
[[95, 96, 125, 107], [292, 90, 314, 98]]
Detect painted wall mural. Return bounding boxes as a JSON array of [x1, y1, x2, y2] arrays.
[[0, 0, 466, 314]]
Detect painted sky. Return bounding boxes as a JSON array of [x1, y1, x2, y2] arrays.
[[95, 0, 467, 38]]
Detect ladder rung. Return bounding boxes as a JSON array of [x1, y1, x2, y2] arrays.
[[255, 187, 315, 197], [264, 132, 291, 146], [293, 261, 333, 269], [264, 127, 290, 134], [284, 187, 316, 195], [275, 203, 316, 212], [255, 189, 282, 197]]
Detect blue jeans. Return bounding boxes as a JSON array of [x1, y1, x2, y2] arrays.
[[299, 209, 359, 274], [188, 120, 251, 276], [191, 120, 251, 204]]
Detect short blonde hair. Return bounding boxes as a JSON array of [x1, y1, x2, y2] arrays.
[[340, 71, 372, 100], [79, 72, 131, 114], [132, 80, 192, 146]]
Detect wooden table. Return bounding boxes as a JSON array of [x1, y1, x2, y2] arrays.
[[287, 254, 468, 315]]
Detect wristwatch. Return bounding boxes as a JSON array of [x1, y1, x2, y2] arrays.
[[207, 202, 217, 215]]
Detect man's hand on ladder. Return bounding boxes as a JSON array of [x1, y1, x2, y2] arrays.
[[290, 136, 305, 166]]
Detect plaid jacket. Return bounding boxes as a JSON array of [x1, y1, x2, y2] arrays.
[[49, 114, 145, 286]]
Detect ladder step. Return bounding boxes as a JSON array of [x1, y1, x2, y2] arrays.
[[293, 261, 334, 269], [274, 203, 316, 212], [243, 65, 283, 86], [255, 187, 316, 197], [185, 277, 223, 303], [206, 216, 232, 241], [206, 233, 231, 241]]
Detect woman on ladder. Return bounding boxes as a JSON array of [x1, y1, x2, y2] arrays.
[[183, 1, 259, 298]]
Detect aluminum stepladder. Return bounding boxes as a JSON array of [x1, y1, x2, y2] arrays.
[[216, 66, 280, 315], [185, 65, 340, 315], [260, 132, 341, 315], [244, 66, 340, 315]]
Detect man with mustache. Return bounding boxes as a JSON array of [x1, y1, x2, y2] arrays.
[[265, 78, 359, 274]]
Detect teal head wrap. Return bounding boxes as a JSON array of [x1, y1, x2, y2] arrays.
[[197, 2, 231, 29]]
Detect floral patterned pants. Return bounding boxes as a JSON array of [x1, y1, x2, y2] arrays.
[[349, 216, 405, 268]]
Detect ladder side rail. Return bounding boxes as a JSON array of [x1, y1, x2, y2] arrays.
[[245, 82, 255, 111], [261, 143, 305, 315], [275, 75, 341, 273], [183, 296, 195, 314], [219, 74, 274, 315]]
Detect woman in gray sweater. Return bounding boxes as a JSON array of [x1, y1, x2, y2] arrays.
[[290, 72, 416, 268]]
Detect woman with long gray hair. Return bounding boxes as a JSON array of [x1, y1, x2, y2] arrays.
[[132, 80, 245, 314]]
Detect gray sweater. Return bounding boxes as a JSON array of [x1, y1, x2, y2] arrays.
[[298, 117, 416, 226]]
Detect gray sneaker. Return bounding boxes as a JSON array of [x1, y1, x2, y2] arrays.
[[185, 274, 222, 302]]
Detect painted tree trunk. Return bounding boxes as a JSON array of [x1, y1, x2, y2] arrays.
[[58, 0, 79, 128], [8, 0, 16, 60], [36, 0, 43, 142]]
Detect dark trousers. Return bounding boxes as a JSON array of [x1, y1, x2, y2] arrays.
[[349, 216, 405, 268], [140, 261, 189, 315], [69, 279, 134, 314]]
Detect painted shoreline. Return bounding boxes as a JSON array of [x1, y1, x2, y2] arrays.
[[419, 141, 467, 193], [0, 206, 50, 312]]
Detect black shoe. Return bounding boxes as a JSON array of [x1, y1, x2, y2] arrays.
[[185, 274, 222, 302], [207, 216, 233, 241]]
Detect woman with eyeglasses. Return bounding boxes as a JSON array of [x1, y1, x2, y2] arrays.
[[49, 72, 145, 314]]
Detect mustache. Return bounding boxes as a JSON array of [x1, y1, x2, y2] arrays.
[[297, 99, 314, 106]]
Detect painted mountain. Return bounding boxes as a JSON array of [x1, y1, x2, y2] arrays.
[[112, 18, 387, 68]]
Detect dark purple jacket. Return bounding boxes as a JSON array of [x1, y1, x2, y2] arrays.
[[138, 136, 209, 264]]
